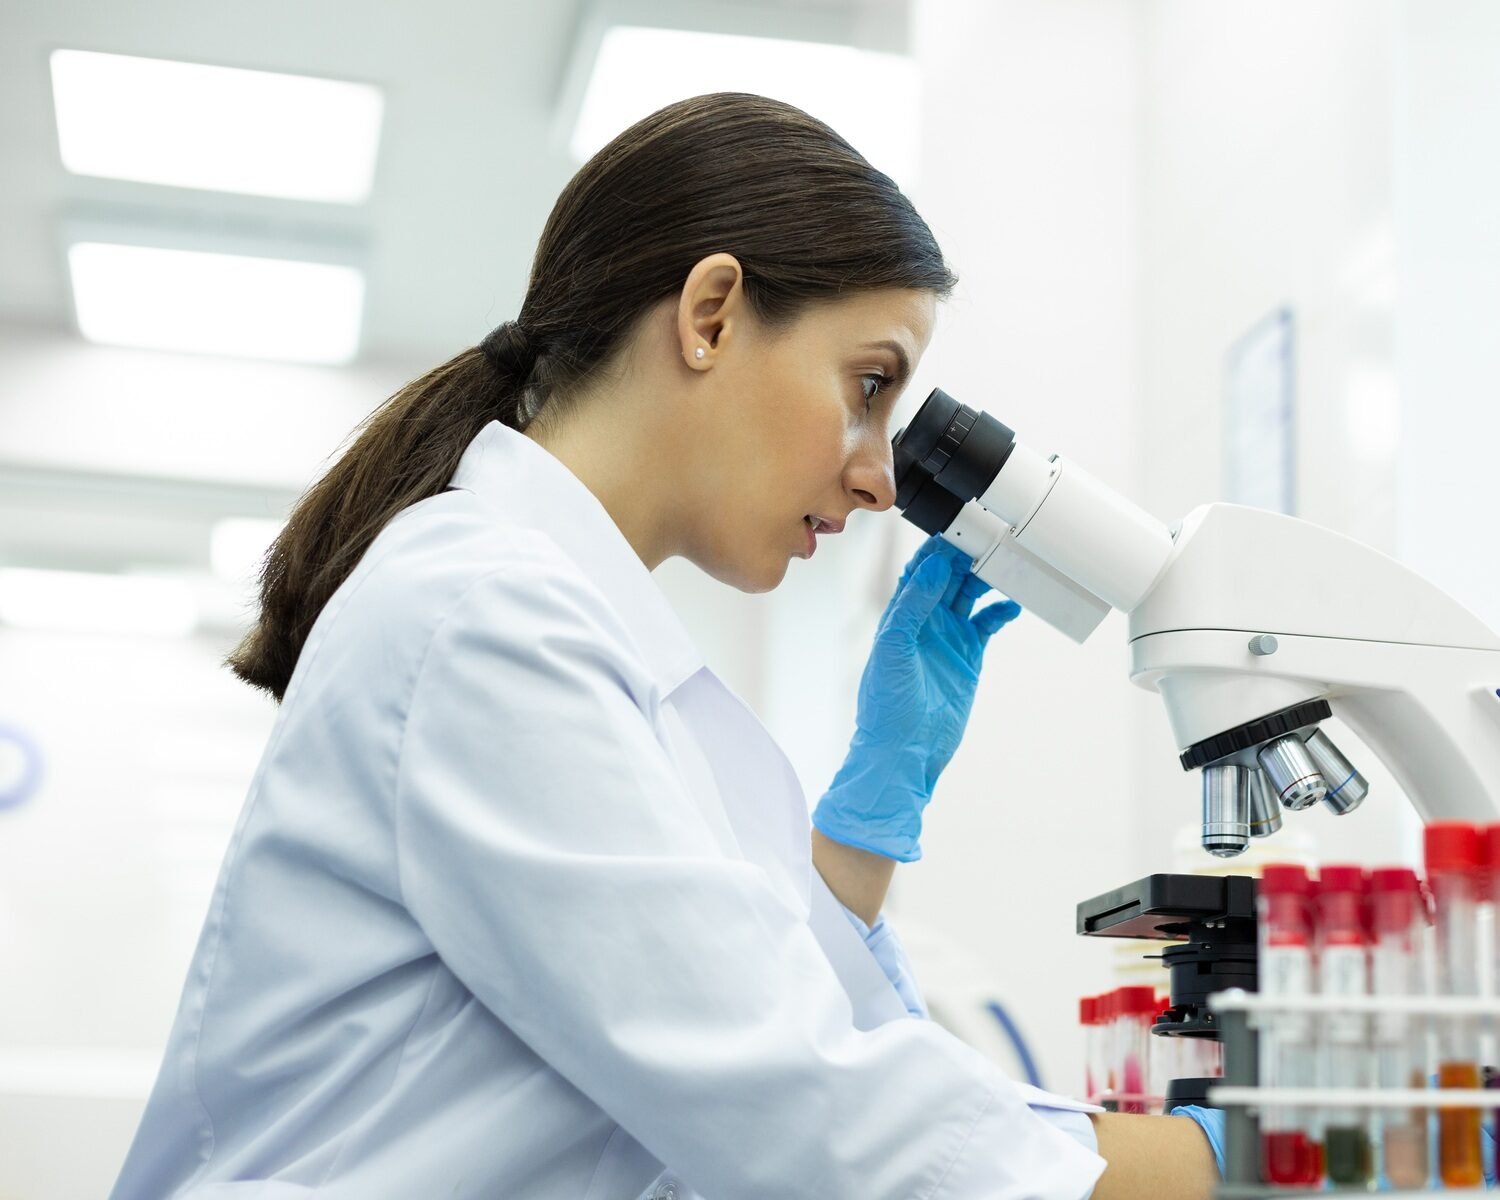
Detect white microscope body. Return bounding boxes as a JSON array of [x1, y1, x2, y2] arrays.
[[892, 388, 1500, 851], [1127, 503, 1500, 828]]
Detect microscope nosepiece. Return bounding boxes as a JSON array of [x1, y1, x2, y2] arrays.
[[1257, 734, 1329, 810], [1201, 763, 1252, 857]]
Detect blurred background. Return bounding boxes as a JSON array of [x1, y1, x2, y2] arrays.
[[1, 0, 1497, 1194]]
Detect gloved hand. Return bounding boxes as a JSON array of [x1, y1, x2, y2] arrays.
[[812, 535, 1022, 862], [1172, 1106, 1226, 1179], [1481, 1086, 1498, 1187]]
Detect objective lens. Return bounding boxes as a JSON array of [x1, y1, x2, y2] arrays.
[[1258, 735, 1329, 811], [1247, 769, 1284, 837], [1304, 729, 1369, 816], [1201, 763, 1251, 857]]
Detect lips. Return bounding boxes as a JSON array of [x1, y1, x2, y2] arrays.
[[799, 513, 846, 559]]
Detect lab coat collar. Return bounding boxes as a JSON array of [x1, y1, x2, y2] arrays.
[[448, 420, 706, 696]]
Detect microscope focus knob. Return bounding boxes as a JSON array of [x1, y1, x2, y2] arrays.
[[1248, 634, 1279, 656]]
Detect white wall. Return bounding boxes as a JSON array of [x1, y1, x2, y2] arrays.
[[1393, 0, 1500, 632], [0, 626, 276, 1198], [1133, 0, 1418, 874]]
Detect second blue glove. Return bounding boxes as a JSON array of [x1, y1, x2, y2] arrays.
[[812, 535, 1022, 862]]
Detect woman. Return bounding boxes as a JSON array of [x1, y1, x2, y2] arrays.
[[110, 93, 1218, 1199]]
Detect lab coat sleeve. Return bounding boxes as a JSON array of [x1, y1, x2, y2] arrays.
[[837, 909, 1100, 1164], [839, 906, 929, 1019], [393, 549, 1106, 1200]]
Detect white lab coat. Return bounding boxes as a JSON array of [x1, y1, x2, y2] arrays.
[[110, 420, 1105, 1200]]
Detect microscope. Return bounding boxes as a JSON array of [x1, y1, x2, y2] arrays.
[[891, 387, 1500, 1104]]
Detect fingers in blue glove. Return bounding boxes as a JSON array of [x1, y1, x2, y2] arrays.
[[974, 598, 1023, 642], [951, 568, 991, 618], [940, 550, 975, 609], [886, 550, 953, 640], [896, 535, 950, 587], [898, 534, 974, 589]]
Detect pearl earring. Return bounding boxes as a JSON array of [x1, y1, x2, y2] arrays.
[[694, 347, 705, 360]]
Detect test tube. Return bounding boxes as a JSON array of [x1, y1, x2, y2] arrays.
[[1199, 1037, 1224, 1079], [1258, 864, 1322, 1186], [1117, 986, 1157, 1114], [1369, 866, 1430, 1189], [1489, 826, 1500, 1163], [1317, 864, 1373, 1186], [1102, 989, 1119, 1100], [1424, 822, 1484, 1187], [1149, 995, 1175, 1115], [1080, 996, 1099, 1100]]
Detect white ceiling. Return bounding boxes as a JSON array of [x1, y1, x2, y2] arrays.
[[2, 0, 595, 365], [0, 0, 907, 365], [0, 0, 908, 596]]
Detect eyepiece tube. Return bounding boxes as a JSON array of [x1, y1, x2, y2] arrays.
[[891, 388, 1175, 615]]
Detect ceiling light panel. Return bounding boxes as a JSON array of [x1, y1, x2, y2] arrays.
[[571, 27, 921, 190], [50, 49, 384, 203], [68, 242, 365, 364], [0, 569, 198, 638]]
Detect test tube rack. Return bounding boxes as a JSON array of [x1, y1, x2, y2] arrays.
[[1208, 990, 1500, 1198]]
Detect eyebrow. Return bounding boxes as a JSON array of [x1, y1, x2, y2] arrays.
[[859, 339, 912, 390]]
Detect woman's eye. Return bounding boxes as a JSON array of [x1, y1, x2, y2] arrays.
[[860, 373, 893, 409]]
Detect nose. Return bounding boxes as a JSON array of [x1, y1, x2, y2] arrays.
[[845, 434, 897, 513]]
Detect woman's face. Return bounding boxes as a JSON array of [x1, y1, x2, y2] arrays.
[[683, 286, 937, 593]]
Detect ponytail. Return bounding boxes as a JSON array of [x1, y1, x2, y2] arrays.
[[226, 340, 529, 700]]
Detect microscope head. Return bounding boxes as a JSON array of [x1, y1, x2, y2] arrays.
[[892, 388, 1500, 856]]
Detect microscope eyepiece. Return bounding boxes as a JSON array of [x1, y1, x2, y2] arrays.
[[891, 388, 1017, 515]]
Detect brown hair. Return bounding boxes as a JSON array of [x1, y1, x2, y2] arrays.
[[228, 92, 957, 701]]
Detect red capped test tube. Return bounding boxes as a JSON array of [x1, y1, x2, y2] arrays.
[[1080, 996, 1099, 1100], [1258, 864, 1322, 1186], [1100, 989, 1119, 1098], [1116, 986, 1157, 1114], [1370, 866, 1430, 1189], [1488, 826, 1500, 1159], [1149, 995, 1175, 1113], [1316, 865, 1373, 1186], [1424, 822, 1484, 1187]]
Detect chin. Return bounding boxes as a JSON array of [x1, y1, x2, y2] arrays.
[[699, 551, 790, 594]]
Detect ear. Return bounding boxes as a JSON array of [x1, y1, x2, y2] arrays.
[[676, 253, 745, 371]]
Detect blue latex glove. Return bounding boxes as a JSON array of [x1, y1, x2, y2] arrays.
[[1173, 1106, 1226, 1179], [1486, 1096, 1497, 1186], [812, 535, 1022, 861]]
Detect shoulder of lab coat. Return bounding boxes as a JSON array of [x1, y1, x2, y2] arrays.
[[359, 422, 1105, 1199]]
